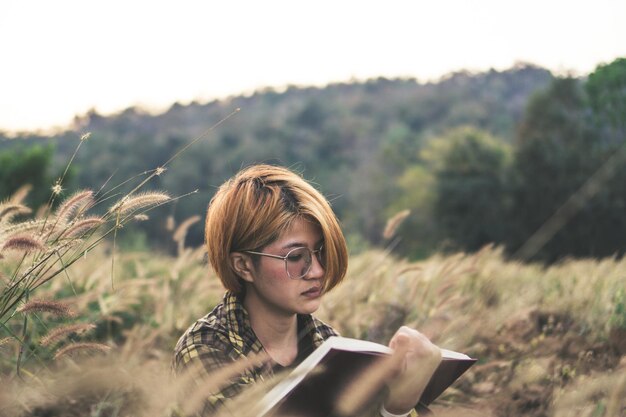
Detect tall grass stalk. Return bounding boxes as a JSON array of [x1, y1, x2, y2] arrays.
[[0, 108, 240, 378]]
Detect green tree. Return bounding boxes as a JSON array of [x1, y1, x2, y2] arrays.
[[0, 144, 60, 209], [387, 163, 437, 258], [431, 127, 511, 252], [509, 72, 626, 262], [582, 58, 626, 258], [586, 57, 626, 139], [388, 127, 511, 258]]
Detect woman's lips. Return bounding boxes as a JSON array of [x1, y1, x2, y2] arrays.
[[301, 286, 321, 298]]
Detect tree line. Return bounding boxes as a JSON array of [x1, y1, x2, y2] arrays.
[[1, 59, 624, 263]]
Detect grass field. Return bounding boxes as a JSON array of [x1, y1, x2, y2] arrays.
[[1, 214, 625, 417]]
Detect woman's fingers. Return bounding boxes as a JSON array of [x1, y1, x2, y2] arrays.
[[386, 333, 409, 377], [385, 326, 442, 414]]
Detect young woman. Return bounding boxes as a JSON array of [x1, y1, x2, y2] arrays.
[[173, 164, 442, 416]]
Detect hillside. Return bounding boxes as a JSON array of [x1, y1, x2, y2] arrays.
[[0, 64, 553, 254]]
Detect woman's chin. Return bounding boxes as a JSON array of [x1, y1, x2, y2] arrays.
[[297, 297, 322, 315]]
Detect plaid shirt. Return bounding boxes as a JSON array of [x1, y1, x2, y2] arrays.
[[173, 291, 338, 415]]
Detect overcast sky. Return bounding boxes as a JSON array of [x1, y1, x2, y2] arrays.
[[1, 0, 625, 133]]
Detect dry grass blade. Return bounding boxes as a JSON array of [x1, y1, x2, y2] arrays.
[[9, 184, 32, 204], [17, 299, 76, 318], [173, 215, 201, 243], [383, 209, 411, 240], [55, 190, 94, 224], [181, 351, 269, 415], [173, 215, 201, 254], [606, 371, 626, 417], [0, 337, 13, 348], [166, 215, 175, 231], [108, 192, 170, 215], [0, 203, 32, 224], [0, 219, 50, 237], [1, 234, 45, 253], [133, 214, 149, 221], [40, 323, 97, 347], [60, 217, 104, 238], [54, 342, 111, 359]]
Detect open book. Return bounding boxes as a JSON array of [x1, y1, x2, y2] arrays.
[[258, 336, 476, 417]]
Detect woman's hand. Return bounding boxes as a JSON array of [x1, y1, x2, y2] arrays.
[[384, 326, 442, 414]]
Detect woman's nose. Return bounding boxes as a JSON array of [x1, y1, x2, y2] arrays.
[[304, 252, 324, 279]]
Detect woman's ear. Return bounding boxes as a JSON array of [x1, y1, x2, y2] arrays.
[[230, 252, 256, 283]]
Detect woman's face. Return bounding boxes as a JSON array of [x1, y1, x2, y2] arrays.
[[246, 217, 325, 317]]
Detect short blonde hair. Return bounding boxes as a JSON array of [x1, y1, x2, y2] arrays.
[[205, 164, 348, 294]]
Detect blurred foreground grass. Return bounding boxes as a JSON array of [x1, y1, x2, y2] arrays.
[[1, 237, 625, 416]]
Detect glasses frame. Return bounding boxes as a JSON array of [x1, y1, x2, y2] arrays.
[[242, 245, 324, 280]]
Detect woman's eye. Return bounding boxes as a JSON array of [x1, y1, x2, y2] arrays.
[[287, 254, 303, 262]]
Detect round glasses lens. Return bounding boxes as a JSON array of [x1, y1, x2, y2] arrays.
[[285, 247, 312, 279], [316, 245, 325, 267]]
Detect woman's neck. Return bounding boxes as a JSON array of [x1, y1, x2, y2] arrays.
[[243, 289, 299, 366]]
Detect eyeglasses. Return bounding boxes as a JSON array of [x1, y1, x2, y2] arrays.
[[243, 245, 325, 280]]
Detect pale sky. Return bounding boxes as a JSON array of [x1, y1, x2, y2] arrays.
[[1, 0, 625, 133]]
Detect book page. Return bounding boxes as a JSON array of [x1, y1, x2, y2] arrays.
[[441, 348, 472, 360]]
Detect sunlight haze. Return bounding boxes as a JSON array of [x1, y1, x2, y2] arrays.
[[1, 0, 625, 133]]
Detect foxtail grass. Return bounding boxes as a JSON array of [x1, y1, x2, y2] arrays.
[[16, 299, 76, 318], [1, 235, 45, 253], [383, 209, 411, 240], [0, 203, 32, 224], [1, 109, 240, 382], [54, 342, 111, 360], [40, 323, 96, 347], [173, 215, 201, 256], [108, 192, 170, 215], [54, 190, 94, 225]]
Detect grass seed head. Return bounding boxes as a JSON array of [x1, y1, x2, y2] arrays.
[[0, 219, 50, 239], [1, 234, 45, 253], [108, 192, 170, 215], [54, 342, 111, 360], [383, 209, 411, 240], [166, 215, 175, 231], [0, 203, 32, 224], [17, 299, 76, 318], [55, 190, 95, 224], [173, 215, 201, 243], [0, 337, 13, 349], [60, 217, 104, 238], [9, 184, 32, 204], [51, 181, 63, 196], [41, 323, 96, 347]]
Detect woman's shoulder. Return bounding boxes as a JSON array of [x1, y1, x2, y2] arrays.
[[182, 309, 227, 340], [174, 298, 230, 355]]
